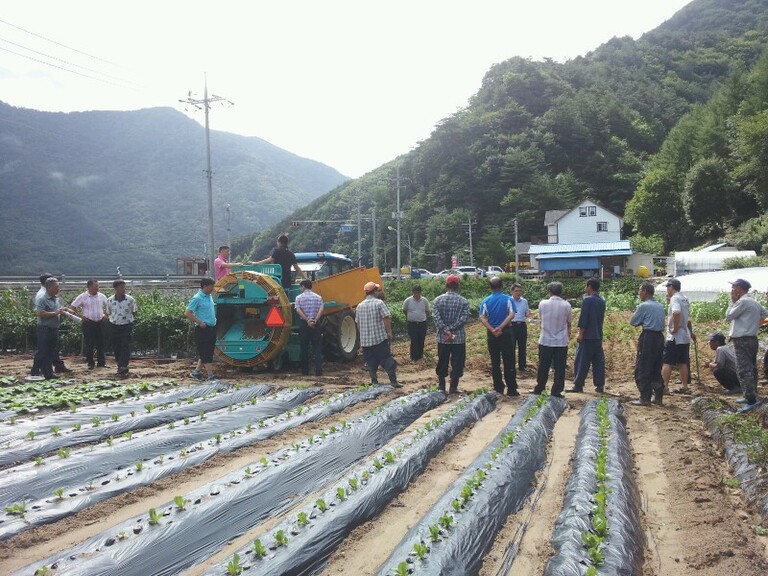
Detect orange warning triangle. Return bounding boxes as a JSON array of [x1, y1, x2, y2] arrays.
[[265, 306, 284, 327]]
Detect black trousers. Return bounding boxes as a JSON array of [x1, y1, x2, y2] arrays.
[[436, 342, 466, 391], [298, 320, 323, 375], [407, 321, 427, 361], [112, 323, 133, 371], [487, 329, 516, 393], [713, 367, 741, 391], [635, 330, 664, 401], [535, 345, 567, 396], [34, 325, 59, 379], [511, 322, 528, 370], [82, 318, 106, 367]]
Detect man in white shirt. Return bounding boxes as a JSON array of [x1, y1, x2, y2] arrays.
[[661, 278, 694, 398], [402, 285, 429, 362], [726, 278, 768, 410], [533, 282, 572, 398], [69, 279, 109, 369]]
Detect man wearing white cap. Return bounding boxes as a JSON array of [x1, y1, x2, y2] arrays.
[[356, 281, 401, 388], [726, 278, 768, 411]]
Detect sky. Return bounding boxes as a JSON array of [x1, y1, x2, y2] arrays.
[[0, 1, 693, 178]]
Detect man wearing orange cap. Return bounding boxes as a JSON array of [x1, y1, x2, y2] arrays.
[[433, 274, 470, 393], [355, 281, 401, 388]]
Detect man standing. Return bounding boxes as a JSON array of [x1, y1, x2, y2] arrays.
[[294, 279, 324, 376], [213, 245, 244, 281], [34, 277, 66, 380], [185, 277, 218, 381], [433, 274, 470, 393], [478, 277, 518, 396], [250, 234, 306, 289], [510, 283, 532, 372], [568, 278, 606, 394], [30, 273, 71, 376], [706, 332, 741, 394], [725, 278, 768, 411], [107, 280, 137, 377], [661, 278, 694, 395], [402, 285, 429, 362], [69, 280, 109, 369], [533, 282, 572, 398], [628, 282, 666, 406], [356, 281, 400, 387]]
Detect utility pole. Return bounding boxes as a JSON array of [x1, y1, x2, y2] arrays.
[[514, 218, 519, 282], [372, 206, 377, 269], [390, 167, 410, 279], [225, 204, 232, 249], [357, 197, 362, 266], [463, 215, 475, 267], [180, 75, 233, 272]]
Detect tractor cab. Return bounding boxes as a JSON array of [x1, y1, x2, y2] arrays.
[[294, 252, 353, 281]]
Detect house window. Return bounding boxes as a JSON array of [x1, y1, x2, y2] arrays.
[[579, 207, 587, 217], [597, 221, 608, 232], [580, 205, 597, 217], [588, 206, 597, 216]]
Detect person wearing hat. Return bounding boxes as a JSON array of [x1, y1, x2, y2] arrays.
[[628, 282, 666, 406], [532, 281, 572, 398], [706, 333, 740, 393], [478, 276, 518, 396], [402, 284, 430, 362], [725, 278, 768, 410], [661, 277, 694, 400], [432, 274, 470, 393], [355, 281, 401, 388]]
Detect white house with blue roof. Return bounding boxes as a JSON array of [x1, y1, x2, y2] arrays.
[[529, 199, 632, 276]]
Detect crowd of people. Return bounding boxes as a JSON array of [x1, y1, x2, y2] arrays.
[[29, 238, 767, 414]]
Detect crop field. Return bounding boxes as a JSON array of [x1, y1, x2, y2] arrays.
[[0, 312, 767, 576]]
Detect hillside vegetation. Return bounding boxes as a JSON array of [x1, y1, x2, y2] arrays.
[[244, 0, 768, 271]]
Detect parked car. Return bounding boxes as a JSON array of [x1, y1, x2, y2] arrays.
[[410, 268, 436, 278], [453, 266, 486, 277], [436, 269, 454, 278], [485, 266, 505, 276]]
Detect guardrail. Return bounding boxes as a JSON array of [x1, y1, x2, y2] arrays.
[[0, 275, 206, 291]]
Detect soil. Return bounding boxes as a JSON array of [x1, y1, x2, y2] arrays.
[[1, 313, 768, 575]]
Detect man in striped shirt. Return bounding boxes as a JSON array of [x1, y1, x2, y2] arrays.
[[533, 282, 572, 398], [294, 279, 324, 376], [69, 279, 109, 369]]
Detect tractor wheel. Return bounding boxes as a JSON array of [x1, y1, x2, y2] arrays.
[[323, 310, 360, 362]]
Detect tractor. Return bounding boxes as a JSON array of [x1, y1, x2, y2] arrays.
[[212, 252, 382, 370]]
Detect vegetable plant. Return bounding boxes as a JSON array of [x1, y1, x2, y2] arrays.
[[336, 487, 347, 501], [428, 524, 440, 543], [147, 507, 161, 526], [413, 542, 429, 560], [27, 430, 35, 440], [297, 511, 309, 527], [5, 500, 27, 517], [226, 552, 243, 575], [174, 496, 188, 511], [274, 529, 288, 547], [53, 488, 64, 499], [58, 447, 70, 459], [34, 456, 44, 466], [316, 498, 328, 513], [252, 538, 267, 558]]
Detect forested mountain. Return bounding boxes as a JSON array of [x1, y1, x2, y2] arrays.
[[244, 0, 768, 271], [0, 103, 348, 274]]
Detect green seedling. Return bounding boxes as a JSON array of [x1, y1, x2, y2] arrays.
[[252, 538, 267, 558], [51, 425, 61, 436], [5, 500, 27, 517], [260, 457, 269, 467], [105, 436, 114, 446], [723, 476, 740, 488], [361, 470, 370, 481], [27, 430, 35, 441], [244, 466, 251, 475], [92, 416, 101, 427], [316, 498, 328, 512], [53, 488, 64, 499], [174, 496, 188, 511], [429, 524, 440, 542], [460, 485, 473, 503], [72, 423, 81, 432], [413, 542, 429, 560], [58, 447, 70, 459], [168, 422, 175, 430], [373, 458, 383, 470], [34, 456, 44, 466], [245, 423, 252, 432], [297, 511, 309, 527], [274, 529, 288, 547], [135, 461, 143, 471], [147, 507, 161, 526], [396, 561, 410, 576], [384, 451, 395, 464], [34, 565, 50, 575], [292, 442, 301, 452], [336, 487, 347, 501], [110, 414, 119, 422], [199, 411, 206, 420], [451, 499, 462, 512], [756, 526, 768, 536], [348, 477, 359, 491], [214, 433, 222, 444], [130, 410, 136, 417], [184, 417, 190, 425], [123, 431, 133, 440], [329, 425, 337, 434], [438, 513, 453, 530], [144, 403, 154, 413], [227, 552, 243, 575]]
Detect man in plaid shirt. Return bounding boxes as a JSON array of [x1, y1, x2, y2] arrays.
[[355, 281, 401, 387], [294, 279, 324, 376], [433, 274, 470, 393]]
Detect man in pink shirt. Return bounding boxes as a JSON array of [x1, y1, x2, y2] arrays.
[[69, 279, 109, 369], [214, 246, 244, 281]]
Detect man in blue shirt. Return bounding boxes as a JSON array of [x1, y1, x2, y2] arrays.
[[568, 277, 606, 394], [629, 282, 666, 406], [185, 277, 218, 380], [479, 277, 518, 396]]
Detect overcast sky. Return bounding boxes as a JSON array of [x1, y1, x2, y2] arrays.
[[1, 1, 692, 177]]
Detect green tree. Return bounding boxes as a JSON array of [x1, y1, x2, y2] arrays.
[[682, 156, 733, 235]]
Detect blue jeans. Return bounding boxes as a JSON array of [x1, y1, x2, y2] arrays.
[[34, 325, 59, 378]]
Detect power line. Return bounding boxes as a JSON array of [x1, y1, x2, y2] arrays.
[[0, 17, 120, 67], [0, 45, 137, 90], [0, 36, 137, 87]]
